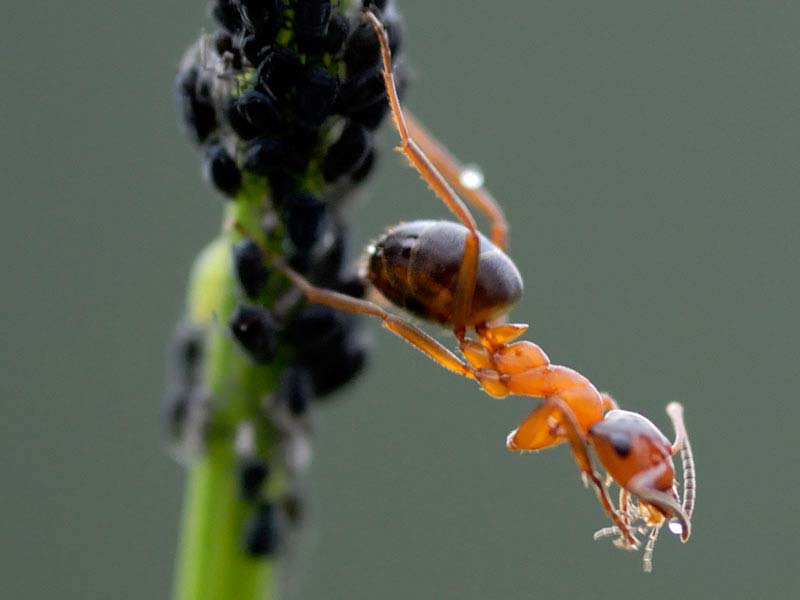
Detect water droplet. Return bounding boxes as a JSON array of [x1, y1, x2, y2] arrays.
[[668, 521, 683, 535], [459, 164, 484, 190]]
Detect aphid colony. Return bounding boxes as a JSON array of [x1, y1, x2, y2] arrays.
[[176, 0, 405, 199], [168, 0, 407, 558]]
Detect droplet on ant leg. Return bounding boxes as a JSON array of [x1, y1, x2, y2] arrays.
[[668, 521, 684, 535], [459, 164, 484, 190]]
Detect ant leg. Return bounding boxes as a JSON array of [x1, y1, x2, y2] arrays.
[[619, 488, 631, 530], [275, 259, 475, 380], [626, 461, 691, 543], [641, 524, 662, 573], [545, 397, 637, 546], [593, 489, 638, 546], [666, 402, 696, 524], [404, 111, 509, 249], [365, 10, 480, 334]]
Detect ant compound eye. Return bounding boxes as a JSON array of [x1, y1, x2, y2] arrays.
[[609, 432, 632, 457]]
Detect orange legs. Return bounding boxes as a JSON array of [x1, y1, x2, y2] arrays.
[[365, 10, 482, 335], [404, 111, 509, 250], [277, 259, 476, 379], [544, 398, 637, 545]]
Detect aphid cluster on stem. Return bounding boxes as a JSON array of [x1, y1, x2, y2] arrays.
[[170, 0, 409, 561], [176, 0, 408, 203]]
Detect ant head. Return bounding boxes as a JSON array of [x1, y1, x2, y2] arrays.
[[589, 409, 674, 493]]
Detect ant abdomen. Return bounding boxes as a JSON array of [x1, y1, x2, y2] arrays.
[[366, 220, 523, 327]]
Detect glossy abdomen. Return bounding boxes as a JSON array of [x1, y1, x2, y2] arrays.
[[366, 220, 523, 327]]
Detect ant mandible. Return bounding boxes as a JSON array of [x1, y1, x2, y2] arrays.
[[257, 8, 696, 571]]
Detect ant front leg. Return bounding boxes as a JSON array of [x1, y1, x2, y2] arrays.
[[365, 10, 481, 335], [626, 461, 691, 543], [544, 397, 638, 546]]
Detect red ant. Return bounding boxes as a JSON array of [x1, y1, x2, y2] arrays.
[[244, 9, 696, 571]]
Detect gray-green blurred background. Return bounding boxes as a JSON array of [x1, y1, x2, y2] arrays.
[[3, 1, 799, 598]]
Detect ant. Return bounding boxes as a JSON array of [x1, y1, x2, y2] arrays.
[[238, 8, 696, 571]]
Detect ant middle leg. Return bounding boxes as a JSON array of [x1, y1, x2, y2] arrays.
[[365, 10, 481, 336], [404, 111, 509, 250]]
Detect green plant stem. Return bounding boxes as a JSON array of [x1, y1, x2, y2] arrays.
[[173, 442, 273, 600], [173, 190, 284, 600]]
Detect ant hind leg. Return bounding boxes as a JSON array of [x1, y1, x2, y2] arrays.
[[364, 9, 482, 334], [277, 259, 476, 380]]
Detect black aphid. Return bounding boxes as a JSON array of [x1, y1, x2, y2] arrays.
[[243, 501, 281, 556], [280, 363, 314, 416], [322, 122, 371, 182], [324, 13, 350, 54], [238, 458, 270, 502], [281, 191, 328, 251], [235, 90, 283, 135], [257, 47, 303, 100], [204, 144, 242, 197], [229, 305, 280, 364], [295, 0, 332, 53], [239, 0, 283, 41], [233, 239, 269, 299], [336, 66, 385, 113], [306, 333, 368, 396], [243, 137, 285, 175], [296, 67, 340, 130]]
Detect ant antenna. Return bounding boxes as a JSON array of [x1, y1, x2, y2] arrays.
[[642, 525, 662, 573], [666, 402, 696, 526]]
